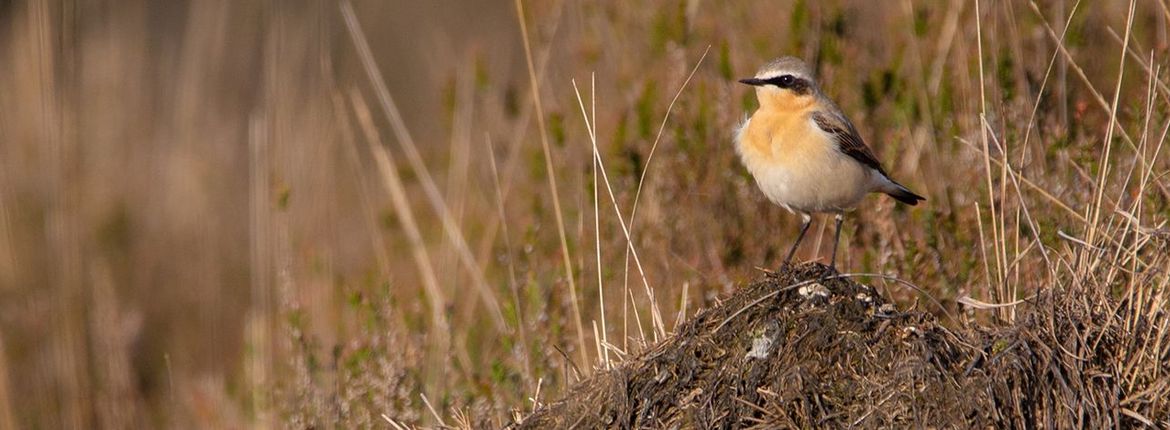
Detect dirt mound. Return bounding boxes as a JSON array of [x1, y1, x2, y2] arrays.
[[511, 263, 1167, 428]]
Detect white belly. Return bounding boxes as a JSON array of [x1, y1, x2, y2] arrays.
[[751, 153, 874, 214]]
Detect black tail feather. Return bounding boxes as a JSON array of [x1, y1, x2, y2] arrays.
[[886, 182, 925, 206]]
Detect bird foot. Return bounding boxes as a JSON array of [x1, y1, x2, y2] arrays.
[[777, 259, 800, 273], [817, 264, 841, 283]]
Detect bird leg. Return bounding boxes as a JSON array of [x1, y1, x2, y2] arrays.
[[829, 213, 844, 271], [783, 213, 812, 268]]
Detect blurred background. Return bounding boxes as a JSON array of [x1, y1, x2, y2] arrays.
[[1, 0, 1166, 427]]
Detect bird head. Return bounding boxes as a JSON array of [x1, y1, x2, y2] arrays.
[[738, 56, 818, 110]]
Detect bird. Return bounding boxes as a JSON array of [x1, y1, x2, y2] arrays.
[[734, 56, 924, 271]]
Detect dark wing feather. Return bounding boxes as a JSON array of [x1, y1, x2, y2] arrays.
[[811, 110, 887, 176]]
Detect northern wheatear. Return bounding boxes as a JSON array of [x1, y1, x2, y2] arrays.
[[735, 56, 924, 270]]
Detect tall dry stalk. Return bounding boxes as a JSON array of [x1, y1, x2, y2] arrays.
[[572, 78, 665, 343], [0, 331, 14, 430], [513, 0, 589, 369], [347, 92, 450, 347], [340, 0, 507, 332]]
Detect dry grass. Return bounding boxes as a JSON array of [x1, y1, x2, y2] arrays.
[[515, 261, 1170, 427], [0, 0, 1168, 428]]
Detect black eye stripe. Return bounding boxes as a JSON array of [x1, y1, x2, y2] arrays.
[[764, 75, 811, 94], [766, 75, 797, 87]]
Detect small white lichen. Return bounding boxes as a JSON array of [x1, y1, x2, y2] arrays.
[[798, 282, 830, 299], [747, 335, 773, 359]]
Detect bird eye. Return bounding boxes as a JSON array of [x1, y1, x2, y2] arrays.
[[778, 75, 795, 86]]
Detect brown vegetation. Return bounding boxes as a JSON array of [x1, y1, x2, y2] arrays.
[[515, 261, 1169, 428], [1, 0, 1168, 428]]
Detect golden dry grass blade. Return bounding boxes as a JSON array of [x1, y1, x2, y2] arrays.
[[621, 46, 709, 342], [957, 136, 1087, 224], [572, 78, 666, 341], [486, 134, 534, 386], [340, 0, 506, 331], [956, 295, 1028, 309], [347, 91, 450, 340], [1028, 0, 1151, 176], [626, 46, 711, 230], [974, 0, 1006, 308], [588, 85, 610, 369], [0, 332, 17, 430], [0, 184, 14, 289], [1084, 0, 1136, 257], [512, 0, 589, 367]]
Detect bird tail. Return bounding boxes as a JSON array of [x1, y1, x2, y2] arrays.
[[883, 181, 925, 206]]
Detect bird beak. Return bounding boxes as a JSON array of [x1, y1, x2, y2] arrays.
[[738, 78, 766, 86]]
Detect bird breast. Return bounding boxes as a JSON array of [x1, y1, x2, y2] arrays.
[[735, 111, 875, 213]]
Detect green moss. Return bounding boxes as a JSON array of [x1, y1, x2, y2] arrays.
[[502, 295, 520, 328], [549, 112, 566, 147], [617, 141, 643, 179], [741, 90, 758, 114], [650, 1, 688, 53], [343, 346, 373, 373], [818, 10, 847, 66], [277, 186, 291, 211], [504, 84, 520, 119], [996, 49, 1016, 100], [992, 338, 1011, 354], [97, 204, 131, 258], [527, 146, 548, 186], [346, 290, 363, 309], [379, 209, 399, 230], [613, 111, 630, 147], [935, 74, 956, 128], [724, 238, 745, 267], [636, 81, 659, 140], [694, 81, 711, 140], [862, 76, 881, 110], [718, 41, 734, 80], [490, 359, 508, 385], [674, 123, 692, 156], [287, 309, 308, 332], [863, 69, 897, 110], [474, 56, 491, 91], [914, 7, 930, 37], [788, 0, 810, 52]]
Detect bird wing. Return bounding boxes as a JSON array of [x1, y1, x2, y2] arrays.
[[811, 110, 887, 176]]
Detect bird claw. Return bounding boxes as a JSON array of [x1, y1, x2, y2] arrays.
[[816, 264, 841, 283], [777, 260, 799, 273]]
